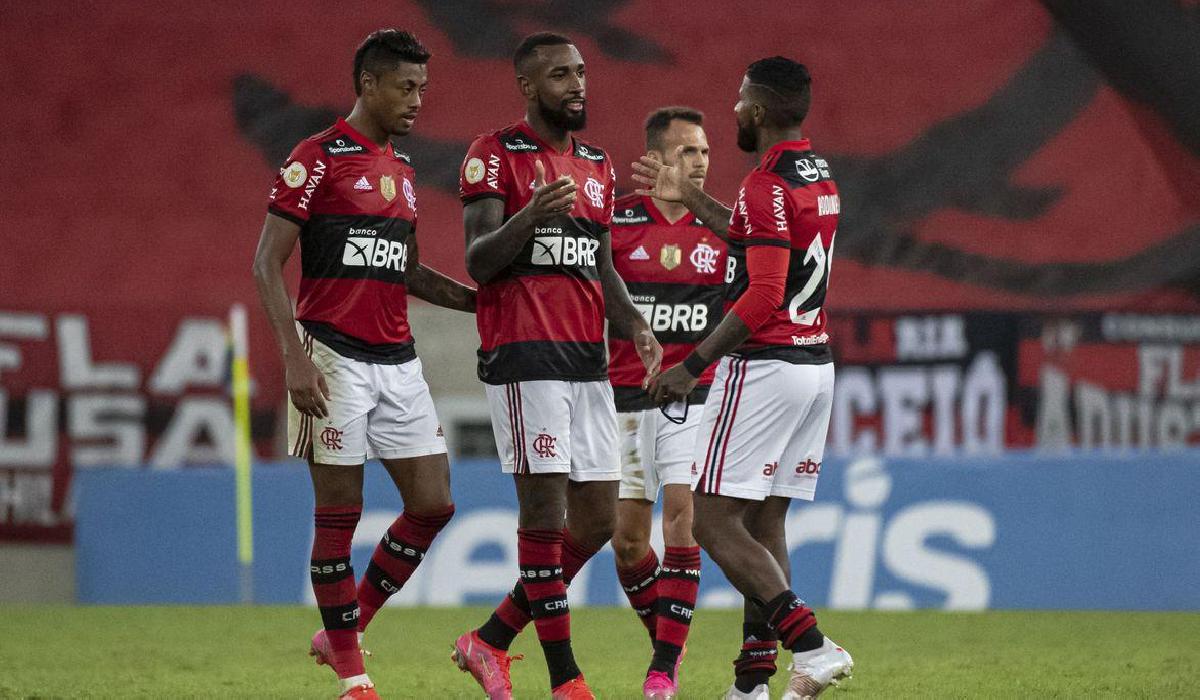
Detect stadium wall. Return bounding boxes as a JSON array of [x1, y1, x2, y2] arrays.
[[75, 454, 1200, 610]]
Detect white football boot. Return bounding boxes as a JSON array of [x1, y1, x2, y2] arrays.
[[723, 682, 770, 699], [780, 637, 853, 699]]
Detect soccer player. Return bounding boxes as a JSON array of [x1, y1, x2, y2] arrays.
[[608, 106, 724, 699], [636, 57, 855, 700], [451, 32, 662, 700], [251, 30, 475, 700]]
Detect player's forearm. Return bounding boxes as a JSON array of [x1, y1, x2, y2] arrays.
[[465, 209, 534, 284], [690, 314, 753, 368], [408, 264, 477, 312], [679, 181, 732, 239], [251, 259, 306, 361], [601, 268, 651, 339]]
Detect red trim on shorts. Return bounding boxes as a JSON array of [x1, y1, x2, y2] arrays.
[[715, 358, 750, 493], [700, 358, 740, 493]]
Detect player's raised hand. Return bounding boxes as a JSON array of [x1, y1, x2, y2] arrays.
[[286, 354, 331, 418], [526, 159, 576, 222], [632, 145, 688, 202], [635, 329, 664, 389]]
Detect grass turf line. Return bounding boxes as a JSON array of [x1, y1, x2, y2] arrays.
[[0, 607, 1196, 698]]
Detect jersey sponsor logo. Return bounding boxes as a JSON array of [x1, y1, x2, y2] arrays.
[[530, 227, 599, 267], [574, 143, 605, 161], [763, 461, 779, 476], [635, 301, 709, 333], [353, 176, 373, 192], [795, 458, 822, 475], [660, 243, 682, 270], [533, 432, 557, 458], [320, 427, 343, 450], [282, 161, 307, 188], [583, 176, 605, 208], [818, 194, 840, 216], [502, 134, 540, 152], [342, 234, 409, 272], [796, 158, 821, 182], [629, 244, 650, 261], [297, 160, 326, 211], [379, 175, 397, 202], [464, 157, 485, 184], [771, 184, 788, 232], [322, 137, 366, 156], [792, 332, 830, 346], [487, 154, 501, 189], [691, 242, 720, 274], [402, 177, 416, 210], [613, 207, 650, 225]]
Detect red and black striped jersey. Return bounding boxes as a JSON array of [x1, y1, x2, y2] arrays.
[[726, 138, 839, 363], [268, 118, 418, 364], [608, 194, 727, 411], [459, 120, 615, 384]]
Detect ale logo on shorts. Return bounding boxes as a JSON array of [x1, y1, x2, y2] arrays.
[[321, 427, 344, 451], [533, 433, 557, 458]]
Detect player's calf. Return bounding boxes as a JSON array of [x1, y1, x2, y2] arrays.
[[356, 504, 455, 631], [310, 504, 370, 690]]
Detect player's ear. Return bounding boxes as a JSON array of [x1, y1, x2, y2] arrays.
[[516, 74, 534, 100], [359, 70, 375, 95]]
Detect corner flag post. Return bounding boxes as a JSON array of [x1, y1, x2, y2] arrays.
[[230, 303, 254, 604]]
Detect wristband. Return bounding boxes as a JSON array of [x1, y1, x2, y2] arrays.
[[682, 351, 711, 378]]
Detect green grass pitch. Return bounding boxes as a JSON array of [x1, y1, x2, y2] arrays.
[[1, 607, 1196, 698]]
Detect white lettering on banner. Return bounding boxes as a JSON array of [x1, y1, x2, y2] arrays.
[[68, 395, 146, 467], [0, 472, 59, 526], [895, 315, 968, 361], [149, 320, 228, 394], [150, 398, 235, 468], [57, 316, 139, 390], [0, 389, 57, 466], [1036, 344, 1200, 450], [830, 353, 1006, 456]]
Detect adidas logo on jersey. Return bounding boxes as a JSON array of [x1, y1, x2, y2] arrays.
[[354, 176, 373, 192], [629, 245, 650, 261]]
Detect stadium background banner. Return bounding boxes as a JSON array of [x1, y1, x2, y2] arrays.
[[74, 455, 1200, 610], [3, 0, 1199, 543]]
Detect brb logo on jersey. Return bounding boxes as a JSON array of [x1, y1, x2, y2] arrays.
[[691, 242, 720, 274], [530, 226, 598, 267], [342, 229, 408, 272], [635, 301, 709, 333]]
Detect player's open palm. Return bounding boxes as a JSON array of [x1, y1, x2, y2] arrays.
[[526, 160, 577, 222], [632, 146, 687, 202], [286, 355, 331, 418]]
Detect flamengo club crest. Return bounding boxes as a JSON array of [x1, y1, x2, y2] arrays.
[[320, 427, 343, 451], [660, 243, 682, 271], [583, 176, 605, 208], [533, 433, 557, 458], [379, 175, 397, 202], [691, 242, 719, 274]]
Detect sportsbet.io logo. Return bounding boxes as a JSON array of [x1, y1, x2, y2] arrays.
[[342, 229, 408, 272], [530, 227, 598, 268]]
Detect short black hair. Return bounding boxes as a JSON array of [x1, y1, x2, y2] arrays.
[[644, 106, 704, 151], [745, 56, 812, 127], [513, 32, 574, 73], [353, 29, 431, 96]]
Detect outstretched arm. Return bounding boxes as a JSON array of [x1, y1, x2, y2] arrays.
[[631, 147, 733, 240], [464, 161, 577, 284]]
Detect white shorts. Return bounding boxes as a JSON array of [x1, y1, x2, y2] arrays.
[[618, 407, 704, 502], [693, 357, 834, 501], [484, 380, 620, 481], [287, 332, 447, 466]]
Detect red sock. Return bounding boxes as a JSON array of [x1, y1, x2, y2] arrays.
[[357, 504, 454, 631], [311, 505, 364, 679], [617, 548, 661, 640], [477, 529, 600, 651], [764, 591, 822, 652], [517, 528, 580, 688], [651, 546, 701, 676]]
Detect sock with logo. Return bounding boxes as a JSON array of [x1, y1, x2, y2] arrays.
[[650, 546, 701, 677], [733, 620, 779, 693], [517, 528, 581, 688], [477, 528, 601, 652], [356, 504, 455, 631], [762, 590, 823, 653], [311, 505, 364, 679], [617, 548, 661, 640]]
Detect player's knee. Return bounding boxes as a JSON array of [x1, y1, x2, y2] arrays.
[[573, 515, 615, 551], [611, 529, 650, 567]]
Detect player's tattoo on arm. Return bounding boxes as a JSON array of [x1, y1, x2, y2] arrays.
[[406, 231, 476, 312], [463, 198, 531, 284]]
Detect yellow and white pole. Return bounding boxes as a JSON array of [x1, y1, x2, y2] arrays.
[[229, 303, 254, 604]]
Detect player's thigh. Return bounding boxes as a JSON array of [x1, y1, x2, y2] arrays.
[[513, 472, 570, 529], [618, 410, 653, 502], [772, 362, 834, 501], [692, 358, 804, 501], [367, 357, 447, 461], [379, 452, 452, 513], [484, 381, 573, 476], [566, 478, 618, 547], [308, 460, 365, 507], [288, 334, 374, 465], [566, 381, 621, 483]]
